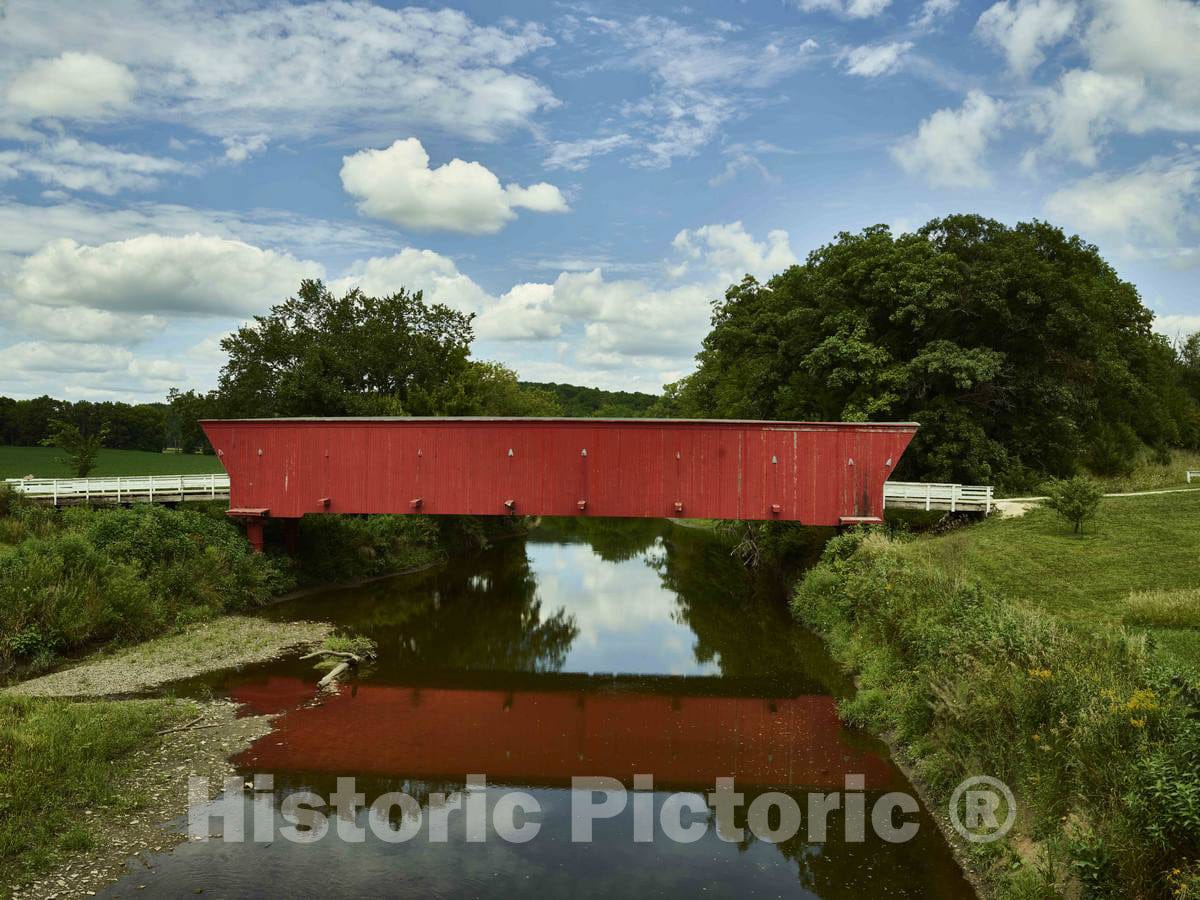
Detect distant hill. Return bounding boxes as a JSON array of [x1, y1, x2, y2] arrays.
[[519, 382, 659, 418]]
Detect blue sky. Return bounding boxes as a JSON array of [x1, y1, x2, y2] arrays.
[[0, 0, 1197, 401]]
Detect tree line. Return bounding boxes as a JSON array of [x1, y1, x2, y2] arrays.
[[518, 382, 658, 418], [0, 396, 182, 452]]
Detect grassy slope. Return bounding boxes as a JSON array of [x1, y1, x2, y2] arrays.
[[908, 492, 1200, 673], [0, 446, 225, 479], [792, 497, 1200, 898], [908, 493, 1200, 614]]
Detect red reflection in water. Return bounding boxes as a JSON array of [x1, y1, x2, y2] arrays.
[[231, 677, 897, 790]]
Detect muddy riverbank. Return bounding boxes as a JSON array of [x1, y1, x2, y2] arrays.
[[7, 699, 273, 900], [5, 617, 332, 698]]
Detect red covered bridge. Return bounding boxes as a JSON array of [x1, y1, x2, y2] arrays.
[[201, 417, 917, 550]]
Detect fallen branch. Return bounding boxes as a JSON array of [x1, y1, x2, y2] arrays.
[[317, 661, 351, 689], [156, 718, 229, 736], [157, 715, 202, 734], [299, 649, 362, 663]]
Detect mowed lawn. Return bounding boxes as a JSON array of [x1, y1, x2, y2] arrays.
[[0, 446, 226, 479], [905, 490, 1200, 671]]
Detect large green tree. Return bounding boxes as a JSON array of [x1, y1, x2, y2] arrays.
[[663, 215, 1200, 487], [217, 279, 559, 419]]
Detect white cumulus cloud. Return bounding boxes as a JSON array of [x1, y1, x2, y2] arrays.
[[222, 134, 269, 164], [5, 52, 136, 119], [1031, 70, 1144, 167], [976, 0, 1077, 77], [1030, 0, 1200, 165], [11, 233, 322, 317], [671, 222, 797, 284], [329, 248, 491, 316], [1044, 155, 1200, 262], [340, 138, 568, 234], [0, 302, 167, 344], [327, 222, 795, 369], [891, 91, 1007, 188]]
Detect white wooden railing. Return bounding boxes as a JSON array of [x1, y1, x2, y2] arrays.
[[1187, 470, 1200, 484], [4, 473, 230, 506], [883, 481, 994, 513]]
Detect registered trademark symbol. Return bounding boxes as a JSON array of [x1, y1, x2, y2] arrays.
[[949, 776, 1016, 843]]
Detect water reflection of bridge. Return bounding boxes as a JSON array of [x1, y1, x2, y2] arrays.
[[229, 673, 898, 792]]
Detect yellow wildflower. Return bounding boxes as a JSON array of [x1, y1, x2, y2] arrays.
[[1126, 689, 1158, 713]]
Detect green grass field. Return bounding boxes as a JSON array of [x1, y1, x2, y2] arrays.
[[905, 491, 1200, 668], [0, 446, 225, 479]]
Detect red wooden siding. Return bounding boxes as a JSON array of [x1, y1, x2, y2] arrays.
[[200, 418, 916, 526]]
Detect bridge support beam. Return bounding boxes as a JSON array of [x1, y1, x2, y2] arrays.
[[228, 507, 270, 553], [245, 520, 265, 554]]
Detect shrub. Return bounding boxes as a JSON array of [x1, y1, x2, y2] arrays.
[[0, 500, 476, 679], [0, 504, 291, 678], [1043, 476, 1103, 534]]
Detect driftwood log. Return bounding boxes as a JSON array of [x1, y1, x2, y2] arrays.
[[301, 648, 363, 690], [317, 662, 351, 688]]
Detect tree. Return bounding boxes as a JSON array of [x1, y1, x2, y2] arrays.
[[42, 421, 109, 477], [166, 388, 223, 453], [1043, 476, 1103, 534], [217, 279, 561, 419], [664, 216, 1200, 489], [1180, 332, 1200, 402], [218, 279, 476, 418]]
